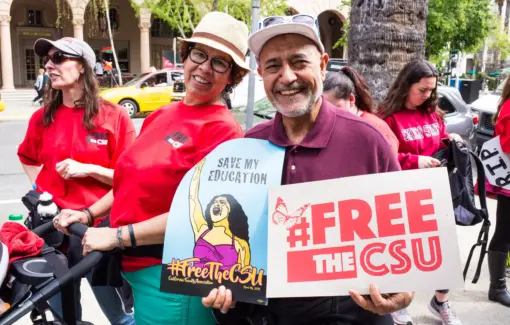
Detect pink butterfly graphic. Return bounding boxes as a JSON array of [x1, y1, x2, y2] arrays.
[[272, 197, 310, 230]]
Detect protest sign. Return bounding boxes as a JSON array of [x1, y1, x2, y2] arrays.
[[480, 136, 510, 190], [161, 138, 285, 305], [267, 168, 464, 298]]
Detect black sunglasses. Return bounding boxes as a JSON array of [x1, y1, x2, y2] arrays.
[[42, 51, 81, 65], [188, 48, 233, 74]]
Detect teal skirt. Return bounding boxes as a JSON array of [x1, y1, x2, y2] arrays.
[[122, 265, 217, 325]]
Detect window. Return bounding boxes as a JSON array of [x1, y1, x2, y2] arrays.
[[151, 18, 176, 38], [28, 10, 42, 26], [98, 8, 119, 32], [438, 96, 456, 115], [142, 72, 168, 87]]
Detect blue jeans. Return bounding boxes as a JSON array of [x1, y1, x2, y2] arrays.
[[48, 266, 135, 325]]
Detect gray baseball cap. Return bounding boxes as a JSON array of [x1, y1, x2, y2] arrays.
[[34, 37, 96, 69]]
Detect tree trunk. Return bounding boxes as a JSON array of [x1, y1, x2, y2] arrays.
[[505, 0, 510, 29], [494, 2, 504, 71], [104, 0, 122, 86], [502, 0, 510, 69], [211, 0, 219, 11], [348, 0, 428, 102]]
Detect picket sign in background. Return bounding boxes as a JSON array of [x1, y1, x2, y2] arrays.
[[480, 136, 510, 191], [267, 168, 465, 298]]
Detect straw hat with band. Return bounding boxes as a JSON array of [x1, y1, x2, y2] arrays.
[[178, 11, 251, 73]]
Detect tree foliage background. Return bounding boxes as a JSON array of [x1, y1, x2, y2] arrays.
[[426, 0, 492, 58], [132, 0, 289, 39]]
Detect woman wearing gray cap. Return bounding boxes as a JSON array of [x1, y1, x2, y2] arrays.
[[17, 37, 136, 325]]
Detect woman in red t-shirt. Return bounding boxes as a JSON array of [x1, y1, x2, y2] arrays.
[[323, 66, 399, 156], [484, 76, 510, 307], [54, 12, 249, 325], [18, 37, 135, 324], [380, 59, 463, 325]]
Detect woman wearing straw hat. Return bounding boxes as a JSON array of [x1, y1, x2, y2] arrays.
[[54, 12, 250, 325]]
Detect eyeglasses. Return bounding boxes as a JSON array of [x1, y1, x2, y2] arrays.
[[42, 51, 81, 65], [188, 48, 232, 74]]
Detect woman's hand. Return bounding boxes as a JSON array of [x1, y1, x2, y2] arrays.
[[448, 133, 464, 145], [418, 156, 441, 169], [82, 227, 118, 256], [349, 285, 414, 315], [448, 133, 466, 147], [54, 209, 89, 235], [202, 286, 236, 314], [56, 159, 92, 179]]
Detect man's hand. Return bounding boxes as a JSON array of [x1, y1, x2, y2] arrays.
[[56, 159, 91, 179], [349, 284, 414, 315], [202, 286, 236, 314]]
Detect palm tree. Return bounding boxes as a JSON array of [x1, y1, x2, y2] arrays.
[[347, 0, 428, 102]]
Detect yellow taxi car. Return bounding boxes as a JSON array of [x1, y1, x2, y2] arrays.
[[0, 92, 4, 112], [99, 68, 184, 117]]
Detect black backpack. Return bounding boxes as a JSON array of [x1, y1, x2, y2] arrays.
[[434, 140, 490, 284]]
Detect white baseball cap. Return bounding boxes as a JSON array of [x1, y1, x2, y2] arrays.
[[248, 14, 325, 59]]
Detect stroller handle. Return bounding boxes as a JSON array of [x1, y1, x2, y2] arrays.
[[0, 222, 103, 325], [32, 220, 88, 238]]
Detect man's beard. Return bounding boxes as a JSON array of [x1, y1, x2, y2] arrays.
[[272, 81, 323, 118]]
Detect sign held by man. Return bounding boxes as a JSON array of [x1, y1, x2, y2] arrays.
[[267, 168, 465, 298]]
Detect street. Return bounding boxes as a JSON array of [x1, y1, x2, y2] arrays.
[[1, 100, 510, 324]]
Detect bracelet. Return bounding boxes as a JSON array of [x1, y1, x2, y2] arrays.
[[117, 227, 125, 250], [82, 207, 94, 226], [128, 224, 136, 248]]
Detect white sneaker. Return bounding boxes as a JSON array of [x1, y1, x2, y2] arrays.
[[428, 298, 462, 325], [391, 307, 414, 325]]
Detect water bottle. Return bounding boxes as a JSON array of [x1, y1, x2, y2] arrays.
[[37, 192, 59, 221], [8, 214, 23, 222]]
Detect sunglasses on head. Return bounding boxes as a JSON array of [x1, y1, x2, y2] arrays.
[[42, 51, 81, 65], [261, 14, 320, 35]]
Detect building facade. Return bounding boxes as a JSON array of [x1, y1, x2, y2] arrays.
[[0, 0, 348, 90]]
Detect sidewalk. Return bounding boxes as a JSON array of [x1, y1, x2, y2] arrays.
[[0, 101, 39, 121]]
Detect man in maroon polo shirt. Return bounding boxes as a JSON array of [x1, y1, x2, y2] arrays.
[[203, 15, 414, 325]]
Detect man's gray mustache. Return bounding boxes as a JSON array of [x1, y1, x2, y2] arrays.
[[273, 81, 308, 92]]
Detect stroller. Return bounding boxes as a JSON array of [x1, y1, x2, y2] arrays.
[[0, 221, 103, 325]]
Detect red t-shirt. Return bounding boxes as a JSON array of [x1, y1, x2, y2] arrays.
[[384, 109, 448, 170], [17, 101, 136, 224], [485, 99, 510, 197], [360, 111, 399, 157], [109, 101, 245, 272]]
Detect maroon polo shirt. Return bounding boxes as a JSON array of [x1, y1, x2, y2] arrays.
[[243, 97, 401, 324]]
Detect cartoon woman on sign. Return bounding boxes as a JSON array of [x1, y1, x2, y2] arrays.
[[189, 159, 251, 271]]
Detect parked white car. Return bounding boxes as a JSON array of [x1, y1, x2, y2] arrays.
[[470, 78, 505, 153]]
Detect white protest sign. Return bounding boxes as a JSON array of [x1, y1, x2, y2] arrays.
[[267, 168, 464, 298], [480, 136, 510, 190]]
